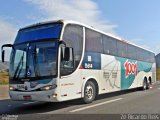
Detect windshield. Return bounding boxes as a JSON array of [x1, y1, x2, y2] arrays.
[[9, 23, 62, 81], [10, 41, 58, 79], [15, 23, 62, 44], [10, 44, 27, 78]]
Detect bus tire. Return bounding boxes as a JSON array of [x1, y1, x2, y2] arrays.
[[142, 78, 149, 90], [83, 81, 96, 104]]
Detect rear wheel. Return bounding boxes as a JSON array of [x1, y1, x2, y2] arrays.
[[83, 81, 96, 104], [142, 79, 149, 90]]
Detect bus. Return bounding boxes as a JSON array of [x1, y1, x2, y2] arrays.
[[1, 20, 156, 103]]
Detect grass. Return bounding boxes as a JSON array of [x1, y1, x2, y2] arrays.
[[0, 72, 9, 85]]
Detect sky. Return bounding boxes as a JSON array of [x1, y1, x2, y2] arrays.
[[0, 0, 160, 60]]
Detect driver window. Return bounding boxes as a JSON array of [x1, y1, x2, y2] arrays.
[[61, 24, 83, 76]]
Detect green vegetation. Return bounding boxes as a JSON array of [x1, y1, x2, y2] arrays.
[[0, 72, 9, 85]]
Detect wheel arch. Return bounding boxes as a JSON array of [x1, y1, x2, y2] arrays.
[[142, 76, 149, 90], [143, 76, 148, 85], [148, 76, 152, 84], [81, 77, 99, 98], [144, 76, 147, 81]]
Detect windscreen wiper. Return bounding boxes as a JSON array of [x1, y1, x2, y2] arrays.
[[33, 45, 40, 77], [13, 50, 25, 79]]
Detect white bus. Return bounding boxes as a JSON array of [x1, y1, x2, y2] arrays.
[[1, 20, 156, 103]]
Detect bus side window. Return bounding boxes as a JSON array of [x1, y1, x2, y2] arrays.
[[61, 24, 83, 76]]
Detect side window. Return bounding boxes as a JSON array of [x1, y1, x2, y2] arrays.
[[61, 24, 83, 76], [149, 52, 155, 63], [103, 35, 117, 55], [136, 48, 144, 61], [143, 50, 154, 63], [127, 44, 137, 60], [143, 50, 149, 62], [85, 29, 103, 53], [117, 41, 128, 58]]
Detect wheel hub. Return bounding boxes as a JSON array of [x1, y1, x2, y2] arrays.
[[85, 85, 94, 99]]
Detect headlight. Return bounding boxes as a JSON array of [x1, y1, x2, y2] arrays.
[[9, 86, 16, 91], [40, 84, 57, 91]]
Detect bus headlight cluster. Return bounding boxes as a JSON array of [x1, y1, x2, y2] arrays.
[[9, 86, 16, 91], [40, 84, 57, 91]]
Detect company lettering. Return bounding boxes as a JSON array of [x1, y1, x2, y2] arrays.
[[124, 60, 138, 78]]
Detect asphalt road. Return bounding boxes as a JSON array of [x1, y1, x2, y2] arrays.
[[0, 83, 160, 120]]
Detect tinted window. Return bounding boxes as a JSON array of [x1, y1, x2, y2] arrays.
[[136, 48, 144, 61], [127, 44, 137, 59], [103, 35, 117, 55], [117, 41, 128, 58], [85, 29, 103, 53], [144, 51, 155, 63], [15, 23, 62, 44], [62, 24, 83, 76], [149, 52, 155, 63]]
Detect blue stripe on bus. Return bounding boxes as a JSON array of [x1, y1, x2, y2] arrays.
[[15, 24, 62, 44], [82, 52, 101, 69]]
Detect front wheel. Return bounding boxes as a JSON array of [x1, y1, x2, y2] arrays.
[[83, 81, 96, 104]]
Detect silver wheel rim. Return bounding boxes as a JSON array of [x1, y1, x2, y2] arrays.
[[85, 85, 94, 100]]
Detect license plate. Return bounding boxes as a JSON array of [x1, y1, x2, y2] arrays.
[[23, 95, 32, 100], [17, 84, 25, 89]]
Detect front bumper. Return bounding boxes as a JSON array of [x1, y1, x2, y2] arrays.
[[9, 89, 59, 102]]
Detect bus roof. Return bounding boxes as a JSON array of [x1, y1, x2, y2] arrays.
[[20, 19, 154, 54]]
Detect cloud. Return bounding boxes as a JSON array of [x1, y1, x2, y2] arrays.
[[24, 0, 118, 36], [0, 20, 17, 44], [0, 20, 17, 60]]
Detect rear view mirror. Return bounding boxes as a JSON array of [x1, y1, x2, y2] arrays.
[[1, 44, 13, 62], [64, 47, 71, 61], [61, 47, 74, 61], [61, 47, 74, 69], [60, 46, 75, 76], [1, 50, 5, 62]]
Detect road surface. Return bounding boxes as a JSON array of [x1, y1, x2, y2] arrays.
[[0, 83, 160, 120]]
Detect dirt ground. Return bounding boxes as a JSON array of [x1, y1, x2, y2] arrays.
[[0, 85, 9, 100]]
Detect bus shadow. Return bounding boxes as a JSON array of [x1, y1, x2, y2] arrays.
[[0, 98, 83, 115], [0, 88, 140, 115], [96, 88, 140, 101]]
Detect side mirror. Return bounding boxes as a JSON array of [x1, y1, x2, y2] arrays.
[[61, 47, 74, 69], [1, 44, 13, 63], [64, 47, 70, 61], [63, 47, 73, 61], [60, 47, 74, 75], [1, 50, 5, 62]]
